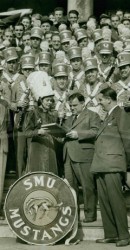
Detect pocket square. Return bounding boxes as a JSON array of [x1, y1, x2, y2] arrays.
[[108, 122, 112, 126]]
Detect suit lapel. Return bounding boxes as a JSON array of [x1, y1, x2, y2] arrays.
[[96, 108, 117, 138], [97, 115, 110, 138], [71, 109, 87, 129]]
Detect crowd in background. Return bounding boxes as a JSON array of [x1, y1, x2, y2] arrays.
[[0, 6, 130, 245]]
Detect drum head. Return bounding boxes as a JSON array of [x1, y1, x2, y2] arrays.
[[126, 172, 130, 188], [4, 172, 76, 245]]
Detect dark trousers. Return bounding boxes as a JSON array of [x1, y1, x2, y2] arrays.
[[17, 132, 32, 177], [6, 133, 16, 173], [64, 153, 97, 219], [96, 172, 130, 240]]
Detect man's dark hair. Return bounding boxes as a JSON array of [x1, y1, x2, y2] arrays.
[[116, 9, 123, 13], [22, 31, 31, 36], [100, 23, 111, 29], [122, 18, 130, 23], [31, 13, 42, 20], [68, 10, 79, 17], [68, 92, 85, 103], [21, 15, 31, 22], [49, 12, 54, 16], [100, 87, 117, 101], [51, 33, 60, 40], [45, 31, 53, 36], [124, 11, 130, 15], [15, 22, 25, 31], [88, 15, 97, 20], [54, 7, 64, 14], [110, 14, 119, 20]]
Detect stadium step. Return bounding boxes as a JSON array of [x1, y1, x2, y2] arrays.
[[78, 205, 130, 241], [0, 205, 130, 240], [1, 175, 130, 241]]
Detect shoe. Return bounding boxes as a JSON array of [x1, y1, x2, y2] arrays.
[[83, 217, 96, 223], [0, 215, 5, 220], [96, 238, 118, 243], [0, 210, 5, 220], [116, 238, 130, 247], [9, 170, 16, 174]]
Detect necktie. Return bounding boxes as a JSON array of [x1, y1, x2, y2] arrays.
[[72, 115, 77, 125]]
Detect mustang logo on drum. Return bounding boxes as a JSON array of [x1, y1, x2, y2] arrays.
[[25, 197, 62, 221], [4, 172, 76, 245]]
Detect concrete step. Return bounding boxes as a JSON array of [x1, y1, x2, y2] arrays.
[[1, 177, 130, 241], [4, 173, 17, 190], [0, 220, 15, 238], [78, 207, 130, 241], [0, 209, 130, 240]]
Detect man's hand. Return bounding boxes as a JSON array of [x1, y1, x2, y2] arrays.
[[66, 130, 78, 139], [16, 46, 22, 52], [124, 97, 130, 108], [17, 100, 28, 109], [38, 128, 49, 136]]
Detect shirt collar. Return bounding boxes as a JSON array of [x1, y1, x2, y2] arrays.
[[108, 104, 118, 116]]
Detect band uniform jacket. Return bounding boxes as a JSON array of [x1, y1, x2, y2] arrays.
[[0, 78, 11, 206], [63, 108, 101, 163], [0, 78, 11, 152], [91, 106, 127, 173], [111, 74, 130, 106], [79, 81, 106, 120]]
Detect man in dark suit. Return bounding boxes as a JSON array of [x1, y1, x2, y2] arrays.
[[63, 91, 100, 222], [91, 87, 130, 246]]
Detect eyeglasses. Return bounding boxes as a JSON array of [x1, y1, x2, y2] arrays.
[[15, 29, 23, 32], [31, 37, 41, 40], [22, 68, 34, 71], [7, 60, 17, 64]]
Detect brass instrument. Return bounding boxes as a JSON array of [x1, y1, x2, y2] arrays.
[[17, 88, 30, 131]]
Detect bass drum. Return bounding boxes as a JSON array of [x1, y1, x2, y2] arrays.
[[126, 172, 130, 189], [4, 172, 77, 245]]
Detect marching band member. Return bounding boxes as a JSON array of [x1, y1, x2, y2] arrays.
[[79, 57, 106, 120], [2, 47, 25, 174], [60, 30, 72, 59], [23, 71, 58, 174], [112, 52, 130, 107], [16, 54, 35, 177], [38, 51, 52, 77], [0, 65, 11, 219], [93, 29, 103, 60], [98, 40, 119, 84], [112, 52, 130, 169], [52, 63, 71, 123], [28, 27, 43, 65], [68, 46, 85, 91], [74, 28, 88, 48]]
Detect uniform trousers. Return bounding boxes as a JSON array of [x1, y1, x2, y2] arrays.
[[0, 135, 8, 210], [96, 172, 130, 240], [17, 132, 31, 177]]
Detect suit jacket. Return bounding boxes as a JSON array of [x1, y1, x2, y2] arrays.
[[91, 106, 127, 173], [111, 28, 119, 42], [118, 109, 130, 168], [63, 108, 101, 163]]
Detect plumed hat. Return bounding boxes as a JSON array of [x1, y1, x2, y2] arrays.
[[27, 71, 53, 100]]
